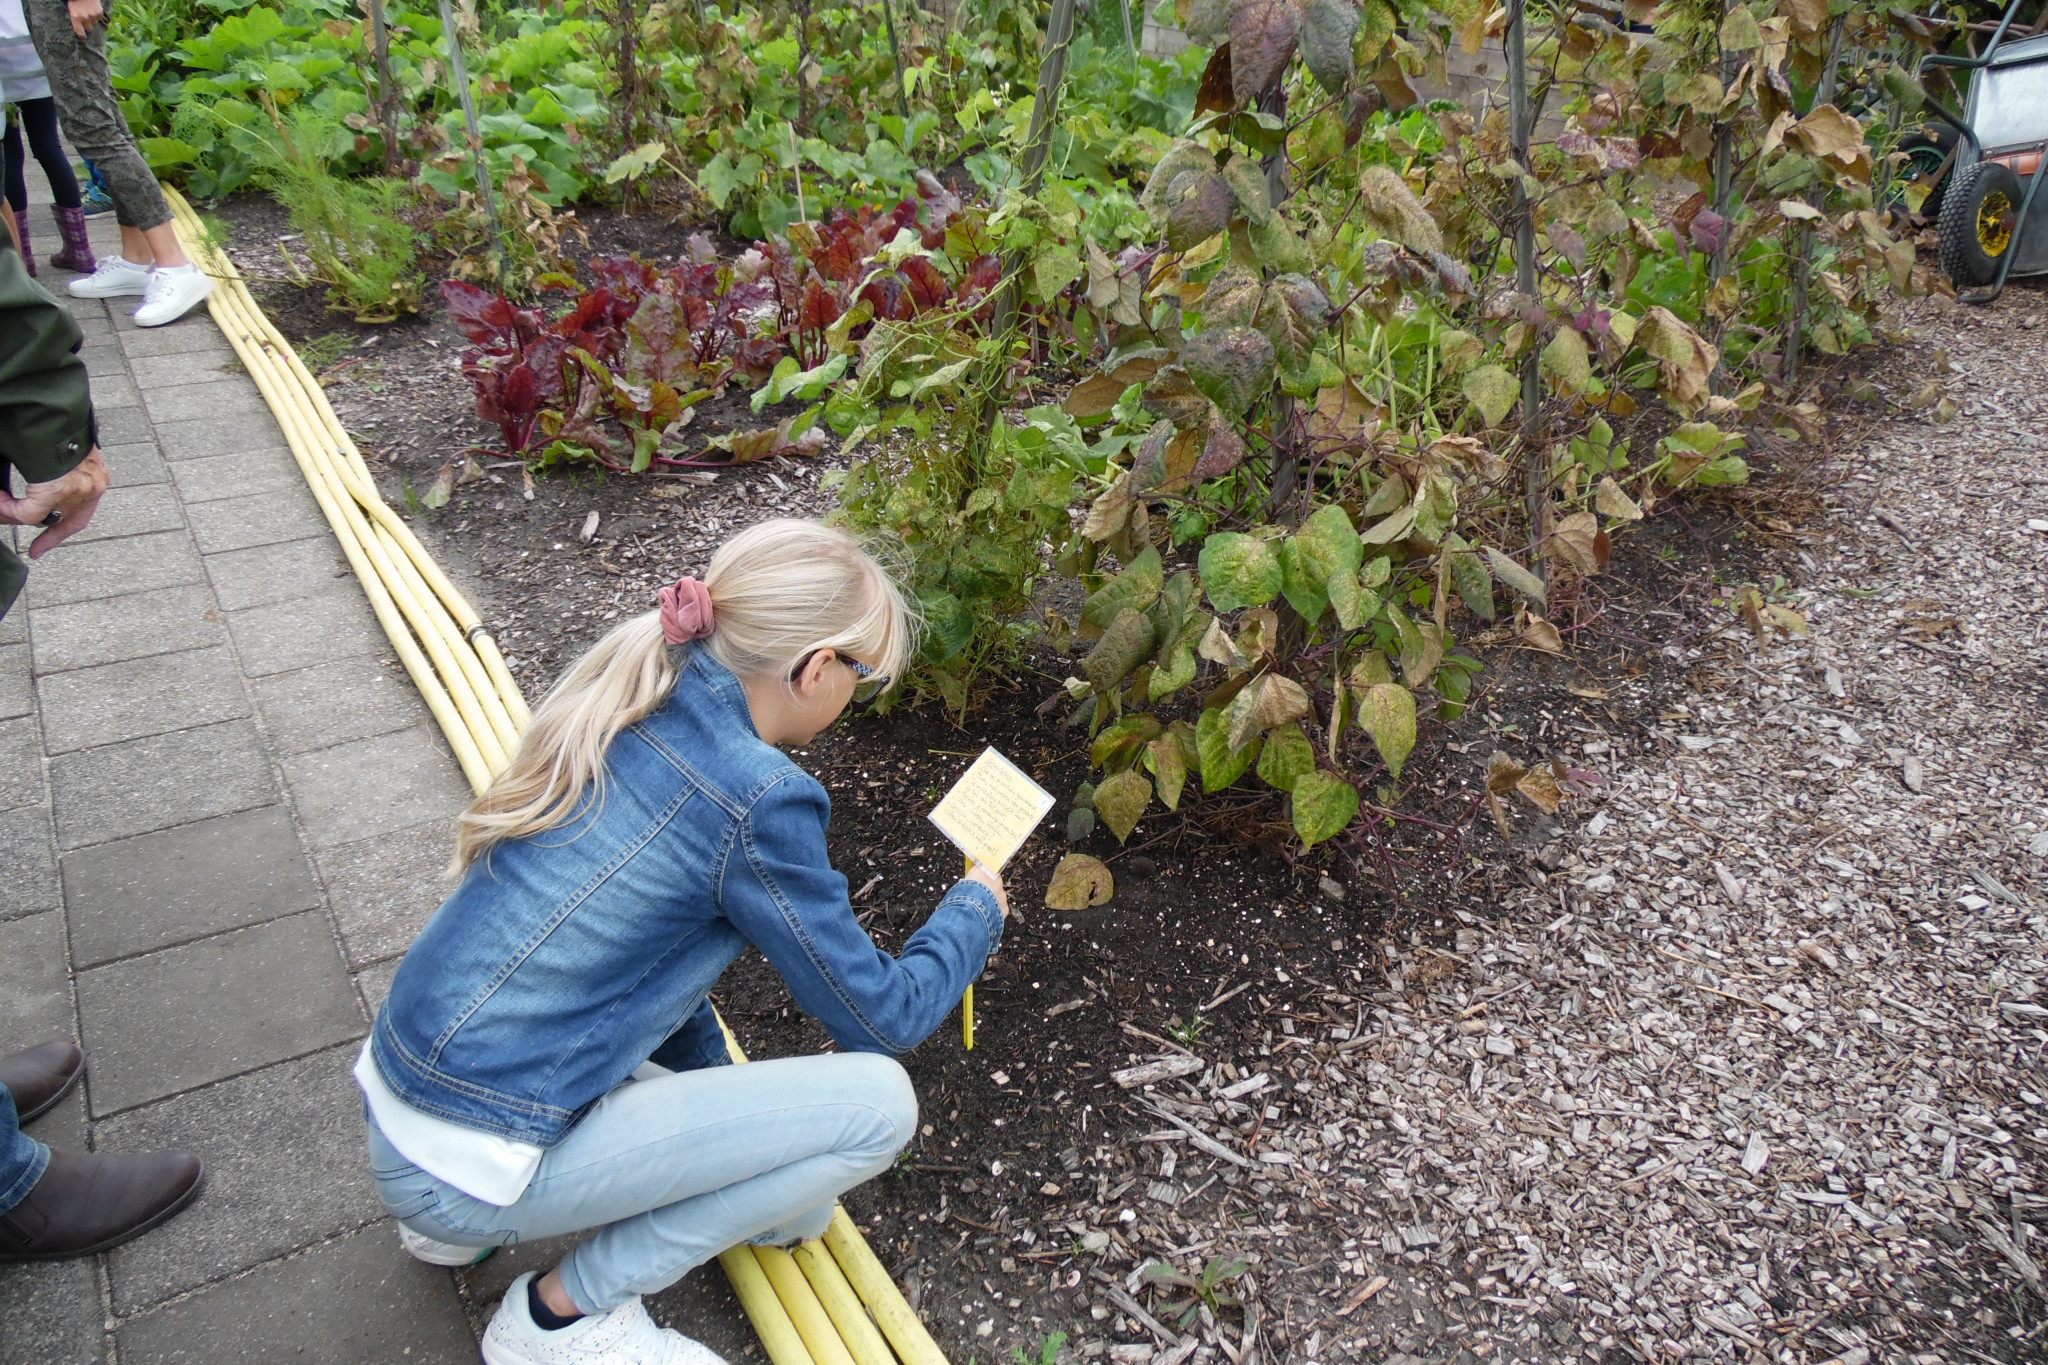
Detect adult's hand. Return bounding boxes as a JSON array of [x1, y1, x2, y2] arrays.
[[67, 0, 103, 36], [965, 862, 1009, 921], [0, 447, 109, 558]]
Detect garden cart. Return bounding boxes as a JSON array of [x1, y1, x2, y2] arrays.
[[1918, 0, 2048, 301]]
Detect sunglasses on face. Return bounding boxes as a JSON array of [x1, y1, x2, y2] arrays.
[[790, 650, 892, 701]]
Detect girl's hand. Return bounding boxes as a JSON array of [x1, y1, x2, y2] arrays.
[[67, 0, 104, 36], [964, 863, 1009, 920]]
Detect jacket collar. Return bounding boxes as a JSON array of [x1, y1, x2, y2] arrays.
[[682, 647, 762, 741]]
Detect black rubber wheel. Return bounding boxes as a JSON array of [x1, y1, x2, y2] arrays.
[[1896, 130, 1955, 223], [1939, 159, 2023, 288]]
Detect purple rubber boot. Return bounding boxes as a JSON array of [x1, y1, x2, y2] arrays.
[[49, 205, 96, 274], [11, 209, 32, 275]]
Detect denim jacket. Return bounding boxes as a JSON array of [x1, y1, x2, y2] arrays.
[[367, 649, 1004, 1147]]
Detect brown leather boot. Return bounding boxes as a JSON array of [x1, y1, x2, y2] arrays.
[[48, 205, 95, 274], [0, 1149, 203, 1260], [0, 1041, 84, 1123]]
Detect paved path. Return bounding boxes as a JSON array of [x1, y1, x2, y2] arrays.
[[0, 208, 487, 1361]]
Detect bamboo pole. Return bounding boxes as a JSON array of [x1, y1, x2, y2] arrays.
[[879, 0, 913, 123], [1506, 0, 1544, 572], [366, 0, 402, 174], [437, 0, 506, 267]]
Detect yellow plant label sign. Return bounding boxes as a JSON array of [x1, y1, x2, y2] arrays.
[[928, 747, 1056, 872]]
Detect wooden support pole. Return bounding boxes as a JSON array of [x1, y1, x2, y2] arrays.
[[1506, 0, 1544, 571], [366, 0, 401, 175], [1785, 15, 1846, 387], [436, 0, 505, 268]]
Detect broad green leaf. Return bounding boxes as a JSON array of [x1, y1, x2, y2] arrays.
[[1166, 169, 1234, 252], [604, 141, 668, 184], [1141, 365, 1212, 427], [920, 590, 975, 661], [1539, 326, 1591, 396], [1296, 503, 1362, 584], [1255, 273, 1332, 377], [1292, 770, 1360, 848], [1083, 608, 1157, 693], [1081, 546, 1164, 630], [1045, 854, 1115, 909], [1231, 0, 1305, 105], [1348, 649, 1393, 687], [1719, 4, 1762, 51], [1182, 326, 1276, 416], [1034, 244, 1084, 303], [1094, 769, 1153, 843], [1485, 547, 1548, 608], [1356, 0, 1396, 63], [1360, 504, 1417, 546], [1248, 215, 1314, 273], [1357, 682, 1417, 780], [1463, 364, 1520, 428], [1227, 672, 1311, 751], [1277, 539, 1328, 623], [1141, 141, 1218, 221], [1146, 734, 1189, 810], [1199, 532, 1283, 613], [1200, 265, 1265, 330], [1091, 714, 1162, 770], [1221, 156, 1272, 227], [1328, 570, 1380, 630], [1150, 636, 1199, 699], [1443, 532, 1495, 621], [1300, 0, 1358, 95], [1435, 328, 1483, 375], [1197, 706, 1263, 792], [1256, 722, 1317, 791]]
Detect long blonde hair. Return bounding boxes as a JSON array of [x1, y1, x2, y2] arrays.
[[453, 519, 917, 871]]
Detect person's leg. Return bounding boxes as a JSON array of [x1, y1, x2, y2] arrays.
[[22, 99, 81, 208], [3, 113, 27, 211], [21, 0, 181, 265], [0, 1085, 53, 1218], [372, 1051, 917, 1313]]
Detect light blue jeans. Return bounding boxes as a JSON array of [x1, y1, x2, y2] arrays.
[[366, 1052, 916, 1313]]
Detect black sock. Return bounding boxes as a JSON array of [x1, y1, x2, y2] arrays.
[[528, 1277, 584, 1331]]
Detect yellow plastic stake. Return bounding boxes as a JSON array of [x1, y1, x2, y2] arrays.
[[168, 183, 949, 1365], [961, 857, 975, 1050]]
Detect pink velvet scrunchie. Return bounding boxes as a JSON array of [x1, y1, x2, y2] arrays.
[[658, 576, 716, 643]]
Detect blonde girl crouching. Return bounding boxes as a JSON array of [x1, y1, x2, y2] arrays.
[[356, 519, 1009, 1365]]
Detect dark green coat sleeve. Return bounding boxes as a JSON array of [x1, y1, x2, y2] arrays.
[[0, 243, 96, 485]]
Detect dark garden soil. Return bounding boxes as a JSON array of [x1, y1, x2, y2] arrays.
[[207, 191, 1909, 1362]]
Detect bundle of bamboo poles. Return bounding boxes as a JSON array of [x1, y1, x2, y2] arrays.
[[163, 186, 946, 1365]]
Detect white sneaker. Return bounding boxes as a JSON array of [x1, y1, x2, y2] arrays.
[[397, 1220, 494, 1267], [67, 255, 152, 299], [482, 1273, 727, 1365], [132, 266, 216, 327]]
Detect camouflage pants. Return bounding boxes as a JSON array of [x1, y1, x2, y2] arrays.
[[21, 0, 167, 231]]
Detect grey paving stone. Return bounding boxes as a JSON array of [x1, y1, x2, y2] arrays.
[[117, 324, 234, 359], [168, 447, 301, 505], [49, 718, 276, 850], [353, 958, 398, 1016], [0, 716, 46, 814], [0, 910, 72, 1047], [29, 583, 225, 674], [101, 1046, 385, 1314], [75, 911, 361, 1114], [100, 439, 169, 488], [16, 530, 204, 609], [316, 818, 451, 969], [253, 656, 429, 759], [186, 488, 329, 555], [153, 410, 286, 463], [0, 608, 24, 644], [0, 1257, 106, 1365], [115, 1223, 475, 1365], [127, 351, 248, 391], [80, 343, 125, 380], [203, 535, 349, 612], [94, 404, 154, 446], [282, 725, 470, 851], [0, 642, 30, 719], [36, 645, 250, 755], [87, 371, 142, 410], [224, 585, 385, 677], [63, 806, 320, 967], [0, 803, 59, 923], [142, 380, 269, 426], [70, 482, 186, 544]]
